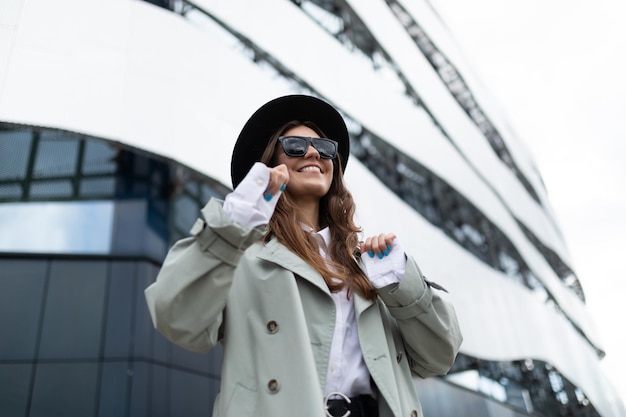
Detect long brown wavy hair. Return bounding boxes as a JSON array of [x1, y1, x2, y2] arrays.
[[260, 121, 376, 300]]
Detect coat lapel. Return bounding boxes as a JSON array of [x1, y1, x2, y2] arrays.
[[256, 239, 331, 296], [353, 290, 375, 317], [257, 241, 379, 318], [355, 293, 402, 417]]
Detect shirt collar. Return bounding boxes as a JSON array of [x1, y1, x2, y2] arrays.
[[300, 223, 331, 250], [316, 227, 331, 245]]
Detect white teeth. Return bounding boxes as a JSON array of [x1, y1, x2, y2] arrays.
[[299, 166, 321, 173]]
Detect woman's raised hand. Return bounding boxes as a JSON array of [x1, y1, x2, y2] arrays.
[[263, 164, 289, 201]]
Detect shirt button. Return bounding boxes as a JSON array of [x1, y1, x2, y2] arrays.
[[330, 364, 337, 372], [267, 379, 281, 393], [256, 178, 265, 186], [266, 320, 279, 334]]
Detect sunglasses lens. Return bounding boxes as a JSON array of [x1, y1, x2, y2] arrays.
[[311, 139, 337, 159], [281, 137, 308, 157]]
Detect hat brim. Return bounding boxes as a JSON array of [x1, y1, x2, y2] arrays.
[[230, 95, 349, 188]]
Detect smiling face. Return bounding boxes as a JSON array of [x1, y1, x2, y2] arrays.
[[275, 124, 335, 204]]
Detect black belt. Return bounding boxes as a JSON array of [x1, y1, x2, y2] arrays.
[[324, 393, 378, 417]]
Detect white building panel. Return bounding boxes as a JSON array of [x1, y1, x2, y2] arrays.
[[394, 0, 551, 203], [346, 0, 571, 265]]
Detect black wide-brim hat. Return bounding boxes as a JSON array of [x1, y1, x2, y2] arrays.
[[230, 94, 350, 188]]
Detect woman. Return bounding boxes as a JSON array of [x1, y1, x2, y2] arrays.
[[145, 95, 462, 417]]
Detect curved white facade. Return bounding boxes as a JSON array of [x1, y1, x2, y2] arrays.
[[1, 0, 624, 416]]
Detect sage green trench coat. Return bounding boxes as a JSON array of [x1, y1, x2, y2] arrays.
[[145, 199, 462, 417]]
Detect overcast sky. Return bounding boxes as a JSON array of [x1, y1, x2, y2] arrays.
[[431, 0, 626, 403]]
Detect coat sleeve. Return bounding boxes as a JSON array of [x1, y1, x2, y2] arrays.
[[145, 198, 265, 352], [376, 257, 463, 378]]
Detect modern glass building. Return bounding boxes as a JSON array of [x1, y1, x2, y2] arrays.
[[1, 0, 624, 416]]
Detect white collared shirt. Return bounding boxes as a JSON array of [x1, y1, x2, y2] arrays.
[[223, 162, 406, 397], [310, 228, 405, 398]]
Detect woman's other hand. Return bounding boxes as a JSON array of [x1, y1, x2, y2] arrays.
[[360, 233, 397, 259]]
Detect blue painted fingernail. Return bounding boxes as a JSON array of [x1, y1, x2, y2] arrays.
[[264, 194, 273, 201], [383, 250, 389, 256], [368, 250, 374, 258], [387, 244, 391, 250], [377, 253, 383, 259], [280, 184, 286, 192]]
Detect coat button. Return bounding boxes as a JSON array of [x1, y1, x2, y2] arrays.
[[396, 352, 403, 363], [267, 379, 281, 393], [411, 410, 418, 417], [266, 320, 279, 334]]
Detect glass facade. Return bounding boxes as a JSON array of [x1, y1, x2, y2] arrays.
[[0, 255, 222, 417], [0, 124, 228, 417], [446, 354, 598, 417], [0, 124, 229, 253]]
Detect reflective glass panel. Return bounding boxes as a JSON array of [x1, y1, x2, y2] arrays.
[[0, 201, 113, 254], [30, 362, 98, 417], [0, 259, 47, 359], [30, 179, 73, 198], [170, 369, 213, 417], [33, 133, 78, 178], [98, 362, 130, 417], [82, 140, 117, 175], [38, 260, 107, 359], [103, 262, 135, 357], [0, 363, 32, 417], [0, 130, 31, 180]]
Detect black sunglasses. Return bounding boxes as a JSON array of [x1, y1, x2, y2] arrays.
[[277, 136, 338, 160]]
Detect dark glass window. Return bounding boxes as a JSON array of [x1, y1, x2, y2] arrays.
[[149, 364, 169, 417], [82, 139, 117, 175], [170, 370, 214, 417], [128, 361, 150, 417], [0, 183, 22, 199], [98, 361, 131, 417], [174, 193, 199, 234], [33, 133, 79, 178], [38, 260, 107, 359], [0, 259, 47, 360], [0, 363, 32, 417], [30, 179, 73, 198], [103, 262, 136, 358], [0, 129, 31, 181], [447, 354, 599, 417], [80, 177, 116, 196], [30, 362, 99, 417], [132, 263, 156, 359]]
